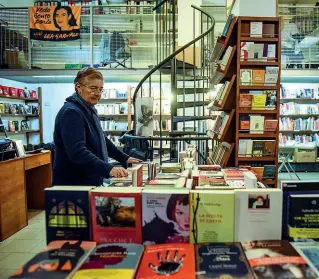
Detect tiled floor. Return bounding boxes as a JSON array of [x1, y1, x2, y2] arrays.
[[0, 211, 46, 279]]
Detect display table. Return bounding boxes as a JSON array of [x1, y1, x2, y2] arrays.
[[0, 151, 52, 241]]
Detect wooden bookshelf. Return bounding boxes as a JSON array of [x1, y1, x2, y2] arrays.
[[235, 17, 281, 187], [0, 87, 43, 144]]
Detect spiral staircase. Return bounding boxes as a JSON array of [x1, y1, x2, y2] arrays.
[[132, 0, 216, 165]]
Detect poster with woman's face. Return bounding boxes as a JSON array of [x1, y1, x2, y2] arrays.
[[29, 6, 81, 41]]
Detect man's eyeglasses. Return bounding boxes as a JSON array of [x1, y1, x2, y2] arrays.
[[79, 83, 106, 95]]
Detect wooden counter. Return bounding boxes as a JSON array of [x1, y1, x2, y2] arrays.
[[0, 152, 52, 241]]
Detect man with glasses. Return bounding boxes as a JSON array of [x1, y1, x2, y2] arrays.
[[52, 67, 140, 186]]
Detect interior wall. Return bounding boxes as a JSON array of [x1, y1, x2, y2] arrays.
[[231, 0, 276, 17]]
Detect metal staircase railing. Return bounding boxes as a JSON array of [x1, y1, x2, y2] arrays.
[[132, 2, 215, 164]]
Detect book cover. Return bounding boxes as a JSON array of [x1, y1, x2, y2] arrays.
[[288, 194, 319, 241], [234, 189, 282, 242], [264, 67, 279, 85], [91, 187, 142, 244], [45, 186, 94, 244], [8, 120, 15, 132], [240, 70, 252, 86], [239, 116, 250, 132], [263, 90, 277, 110], [239, 94, 252, 109], [262, 165, 276, 179], [240, 42, 254, 61], [252, 141, 264, 157], [142, 189, 190, 245], [263, 141, 276, 156], [249, 115, 264, 134], [242, 240, 317, 279], [136, 97, 154, 137], [0, 103, 4, 113], [252, 94, 267, 110], [292, 242, 319, 277], [136, 243, 195, 279], [195, 243, 254, 279], [264, 119, 278, 132], [280, 181, 319, 240], [190, 190, 235, 244], [72, 243, 144, 279], [252, 70, 265, 85], [9, 240, 96, 279], [250, 22, 263, 37]]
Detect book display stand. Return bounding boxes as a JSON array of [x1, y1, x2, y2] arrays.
[[210, 16, 281, 187]]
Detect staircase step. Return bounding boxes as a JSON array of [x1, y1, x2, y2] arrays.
[[173, 115, 214, 122], [174, 101, 210, 108]]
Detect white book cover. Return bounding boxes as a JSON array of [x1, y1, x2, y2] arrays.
[[234, 189, 283, 242], [250, 22, 263, 37], [218, 81, 230, 105], [267, 44, 276, 59], [292, 242, 319, 277], [238, 139, 247, 157], [246, 140, 253, 157], [142, 189, 190, 245], [136, 97, 154, 137], [264, 66, 279, 85], [250, 115, 265, 134]]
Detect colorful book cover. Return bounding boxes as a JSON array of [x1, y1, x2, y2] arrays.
[[252, 94, 267, 110], [72, 243, 144, 279], [240, 70, 252, 86], [252, 70, 265, 85], [239, 115, 250, 132], [91, 187, 142, 244], [292, 242, 319, 277], [252, 141, 264, 157], [288, 194, 319, 241], [9, 240, 96, 279], [142, 189, 190, 245], [195, 243, 254, 279], [190, 190, 235, 244], [132, 164, 143, 187], [263, 90, 277, 110], [45, 186, 94, 244], [234, 189, 282, 242], [136, 243, 195, 279], [280, 181, 319, 240], [242, 240, 317, 279], [239, 94, 252, 109], [264, 119, 278, 132]]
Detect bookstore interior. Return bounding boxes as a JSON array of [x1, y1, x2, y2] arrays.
[[1, 0, 319, 278]]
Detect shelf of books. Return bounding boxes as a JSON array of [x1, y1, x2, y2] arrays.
[[237, 17, 281, 186], [0, 85, 43, 144], [279, 82, 319, 171], [209, 16, 281, 186]]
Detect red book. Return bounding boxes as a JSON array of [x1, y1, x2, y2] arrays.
[[197, 165, 221, 171], [91, 187, 142, 244], [18, 88, 25, 98], [9, 87, 18, 97], [2, 86, 9, 96], [136, 243, 195, 279], [30, 90, 37, 99], [264, 119, 278, 132]]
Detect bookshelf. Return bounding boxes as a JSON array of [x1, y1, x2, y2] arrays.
[[0, 87, 43, 144], [210, 16, 281, 186], [236, 17, 281, 187]]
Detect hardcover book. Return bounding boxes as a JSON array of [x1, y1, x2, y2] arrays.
[[288, 194, 319, 241], [264, 66, 279, 85], [280, 181, 319, 240], [263, 141, 276, 156], [190, 190, 235, 244], [252, 141, 264, 157], [195, 243, 254, 279], [234, 189, 282, 242], [132, 164, 143, 187], [142, 189, 189, 245], [242, 240, 317, 279], [9, 240, 96, 279], [239, 94, 252, 109], [136, 243, 195, 279], [91, 187, 142, 244], [240, 70, 252, 86], [45, 186, 94, 244], [251, 94, 267, 110], [252, 70, 265, 85], [72, 243, 144, 279]]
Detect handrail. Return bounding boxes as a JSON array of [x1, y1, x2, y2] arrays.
[[153, 0, 169, 11], [133, 5, 215, 103]]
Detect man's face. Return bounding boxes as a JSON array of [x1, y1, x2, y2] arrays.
[[76, 77, 103, 106]]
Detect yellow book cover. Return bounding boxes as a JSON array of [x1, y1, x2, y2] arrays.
[[252, 95, 267, 110], [252, 69, 265, 85], [190, 190, 235, 244]]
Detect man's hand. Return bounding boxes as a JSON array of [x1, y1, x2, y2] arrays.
[[127, 157, 142, 164], [109, 167, 129, 178]]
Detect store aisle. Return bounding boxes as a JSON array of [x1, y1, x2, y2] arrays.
[[0, 211, 46, 279]]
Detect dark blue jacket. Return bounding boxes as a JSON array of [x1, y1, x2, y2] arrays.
[[52, 95, 129, 186]]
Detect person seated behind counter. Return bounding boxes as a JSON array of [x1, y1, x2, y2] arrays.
[[52, 67, 140, 186]]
